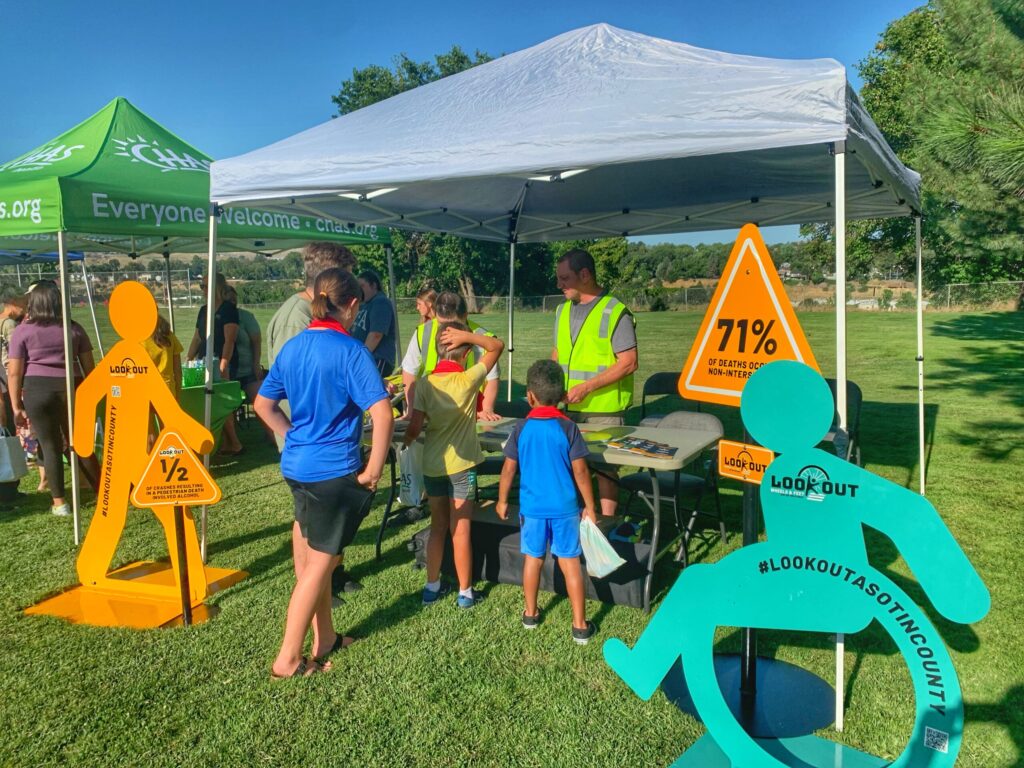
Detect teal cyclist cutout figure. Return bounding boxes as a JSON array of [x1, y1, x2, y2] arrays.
[[603, 361, 990, 767]]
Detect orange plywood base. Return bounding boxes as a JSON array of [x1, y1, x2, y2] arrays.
[[24, 561, 247, 629]]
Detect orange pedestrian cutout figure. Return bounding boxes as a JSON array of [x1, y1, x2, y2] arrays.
[[26, 281, 245, 628]]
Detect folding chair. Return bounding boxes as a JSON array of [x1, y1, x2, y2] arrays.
[[639, 371, 699, 426], [825, 378, 863, 466], [618, 411, 726, 567]]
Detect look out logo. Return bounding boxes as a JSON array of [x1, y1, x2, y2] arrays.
[[717, 440, 774, 485], [769, 464, 860, 502]]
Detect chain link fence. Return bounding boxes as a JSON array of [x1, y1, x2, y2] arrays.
[[930, 281, 1022, 310], [2, 266, 1019, 312]]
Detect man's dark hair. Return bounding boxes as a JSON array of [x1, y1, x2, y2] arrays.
[[303, 242, 357, 288], [358, 269, 382, 292], [436, 321, 471, 361], [434, 291, 468, 320], [558, 248, 596, 279], [526, 359, 566, 406]]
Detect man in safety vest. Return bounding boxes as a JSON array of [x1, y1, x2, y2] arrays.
[[400, 291, 501, 421], [551, 248, 638, 516]]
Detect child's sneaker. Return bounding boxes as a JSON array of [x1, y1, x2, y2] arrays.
[[51, 503, 70, 517], [522, 611, 540, 629], [572, 621, 596, 645], [456, 589, 484, 609], [421, 582, 451, 606]]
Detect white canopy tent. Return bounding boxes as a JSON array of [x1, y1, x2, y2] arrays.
[[210, 22, 925, 482], [210, 23, 926, 726]]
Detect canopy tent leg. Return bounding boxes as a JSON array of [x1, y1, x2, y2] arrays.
[[81, 259, 104, 358], [386, 245, 400, 366], [201, 207, 219, 563], [505, 184, 528, 402], [506, 241, 515, 401], [57, 232, 82, 545], [915, 215, 926, 495], [163, 240, 175, 333], [833, 142, 848, 733]]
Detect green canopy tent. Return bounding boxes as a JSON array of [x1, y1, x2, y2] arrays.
[[0, 97, 392, 544]]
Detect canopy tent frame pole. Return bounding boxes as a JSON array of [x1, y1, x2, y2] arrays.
[[200, 206, 220, 562], [386, 245, 400, 365], [915, 215, 926, 495], [57, 231, 82, 545], [506, 241, 516, 401], [80, 258, 104, 358], [506, 183, 529, 401], [163, 239, 175, 334], [833, 141, 848, 733]]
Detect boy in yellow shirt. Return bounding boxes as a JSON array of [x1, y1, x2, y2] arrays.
[[403, 322, 504, 608]]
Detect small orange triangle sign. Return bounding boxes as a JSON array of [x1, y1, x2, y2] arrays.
[[132, 430, 222, 508], [679, 224, 819, 407]]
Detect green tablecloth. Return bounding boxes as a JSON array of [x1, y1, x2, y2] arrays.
[[179, 382, 243, 452]]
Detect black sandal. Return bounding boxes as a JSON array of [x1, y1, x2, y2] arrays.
[[313, 635, 357, 668]]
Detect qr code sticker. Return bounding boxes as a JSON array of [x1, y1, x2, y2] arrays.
[[925, 726, 949, 753], [111, 386, 121, 398]]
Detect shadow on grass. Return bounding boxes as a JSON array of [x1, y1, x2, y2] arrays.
[[861, 400, 939, 489], [931, 313, 1024, 343], [205, 522, 294, 597], [965, 684, 1024, 768], [927, 315, 1024, 462], [343, 586, 426, 640]]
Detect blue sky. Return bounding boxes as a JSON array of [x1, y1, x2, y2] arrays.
[[1, 0, 921, 245]]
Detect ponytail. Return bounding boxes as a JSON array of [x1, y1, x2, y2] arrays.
[[311, 267, 361, 320]]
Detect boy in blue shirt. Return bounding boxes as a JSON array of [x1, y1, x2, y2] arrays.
[[496, 359, 597, 643]]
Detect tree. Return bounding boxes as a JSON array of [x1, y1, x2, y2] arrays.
[[331, 47, 501, 306], [856, 1, 1024, 290], [331, 47, 493, 116]]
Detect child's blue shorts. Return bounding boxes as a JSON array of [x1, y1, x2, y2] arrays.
[[520, 514, 582, 559]]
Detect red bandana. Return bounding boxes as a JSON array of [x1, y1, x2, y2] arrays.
[[432, 360, 465, 375], [527, 406, 570, 420], [308, 317, 350, 335]]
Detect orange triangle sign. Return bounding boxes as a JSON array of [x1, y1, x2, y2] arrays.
[[679, 224, 819, 407], [131, 430, 222, 508]]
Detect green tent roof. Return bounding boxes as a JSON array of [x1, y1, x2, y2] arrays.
[[0, 97, 389, 253]]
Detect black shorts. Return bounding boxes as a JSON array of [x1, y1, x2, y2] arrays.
[[237, 374, 259, 390], [286, 473, 375, 555]]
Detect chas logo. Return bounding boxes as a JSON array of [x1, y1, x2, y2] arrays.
[[109, 357, 149, 379], [0, 143, 86, 173], [112, 136, 210, 174], [769, 465, 859, 502]]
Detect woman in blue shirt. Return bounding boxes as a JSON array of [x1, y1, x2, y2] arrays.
[[255, 267, 393, 679]]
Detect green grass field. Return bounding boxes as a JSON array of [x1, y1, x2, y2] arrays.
[[0, 306, 1019, 767]]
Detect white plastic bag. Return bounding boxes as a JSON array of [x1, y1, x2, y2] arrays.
[[579, 517, 626, 578], [398, 443, 425, 507], [0, 428, 27, 483]]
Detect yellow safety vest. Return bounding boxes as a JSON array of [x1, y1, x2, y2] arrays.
[[416, 318, 495, 380], [555, 295, 634, 414]]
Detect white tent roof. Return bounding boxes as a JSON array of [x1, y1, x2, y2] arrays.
[[211, 23, 920, 242]]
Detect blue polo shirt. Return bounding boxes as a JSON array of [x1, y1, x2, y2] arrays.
[[259, 326, 387, 483], [503, 408, 589, 518]]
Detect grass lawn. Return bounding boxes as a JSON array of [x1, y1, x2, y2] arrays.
[[0, 305, 1019, 767]]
